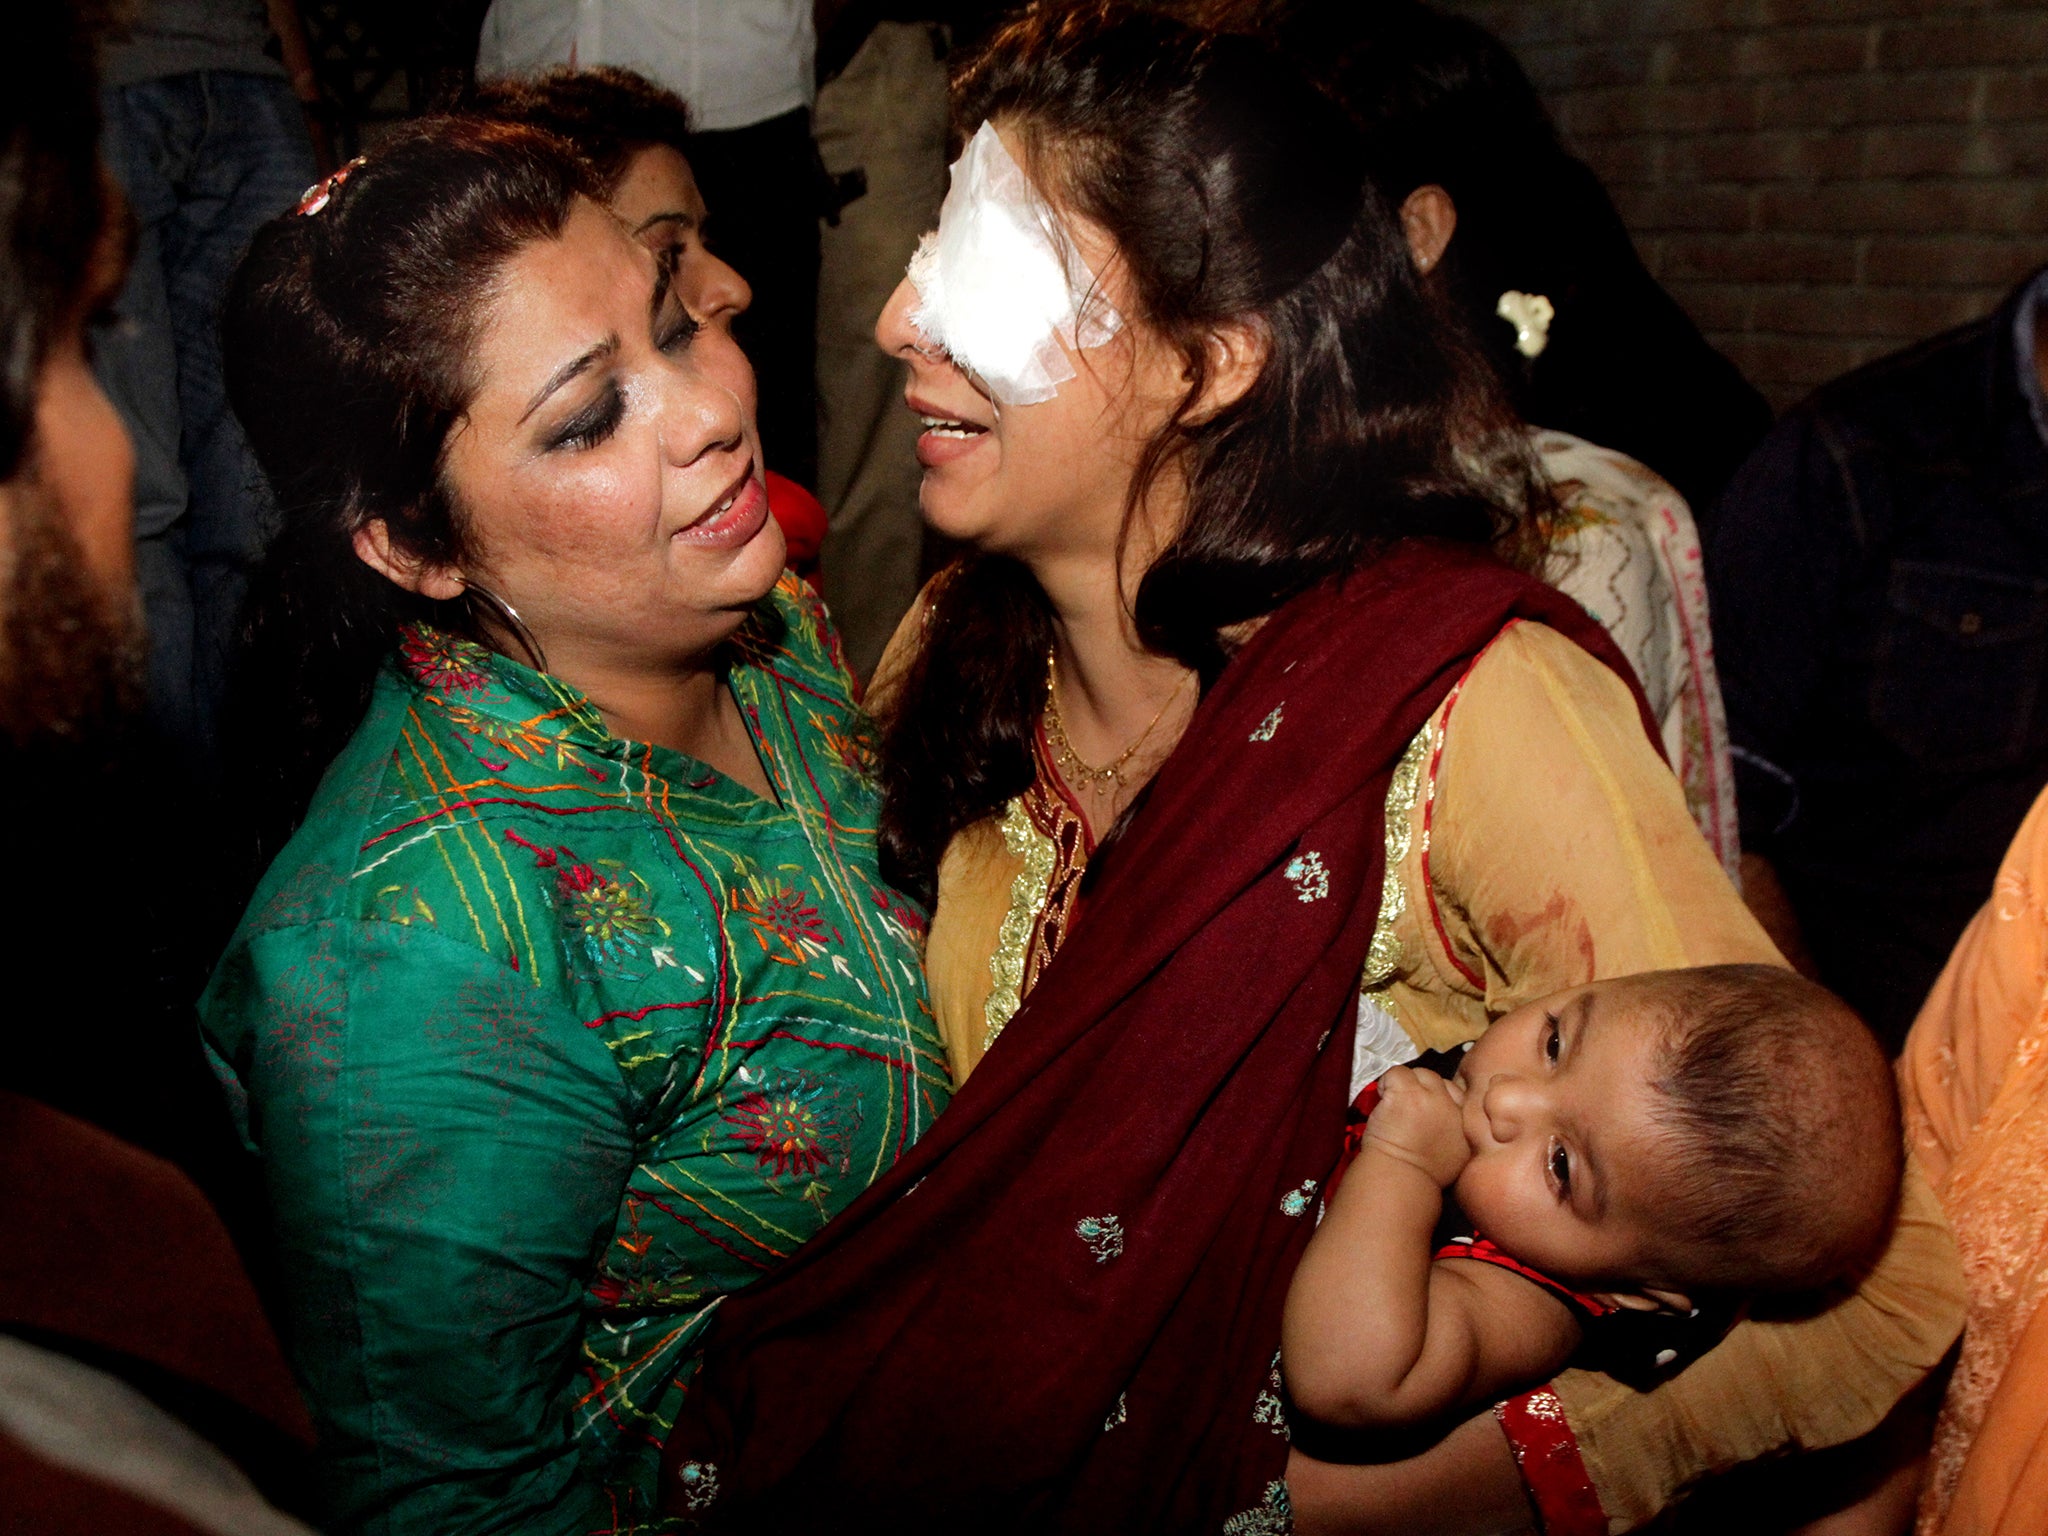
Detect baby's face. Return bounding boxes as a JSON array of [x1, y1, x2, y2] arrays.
[[1451, 978, 1684, 1290]]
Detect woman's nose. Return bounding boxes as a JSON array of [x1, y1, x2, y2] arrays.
[[658, 326, 750, 465], [691, 252, 751, 330], [875, 273, 924, 359]]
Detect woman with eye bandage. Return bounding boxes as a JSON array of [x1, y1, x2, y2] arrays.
[[658, 4, 1962, 1533]]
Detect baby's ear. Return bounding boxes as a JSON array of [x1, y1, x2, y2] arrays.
[[1590, 1284, 1694, 1317]]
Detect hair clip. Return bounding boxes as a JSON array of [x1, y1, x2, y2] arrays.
[[295, 155, 367, 217], [1496, 290, 1555, 359]]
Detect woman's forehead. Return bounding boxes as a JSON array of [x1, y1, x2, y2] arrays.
[[482, 201, 651, 339], [611, 143, 705, 227]]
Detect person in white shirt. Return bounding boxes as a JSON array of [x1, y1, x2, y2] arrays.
[[476, 0, 814, 133]]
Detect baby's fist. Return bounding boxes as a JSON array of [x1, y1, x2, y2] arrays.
[[1363, 1066, 1472, 1186]]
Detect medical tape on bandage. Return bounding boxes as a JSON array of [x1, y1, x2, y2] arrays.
[[905, 121, 1123, 407]]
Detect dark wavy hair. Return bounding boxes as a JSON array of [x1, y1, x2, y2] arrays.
[[462, 65, 694, 197], [222, 117, 591, 859], [1225, 0, 1774, 516], [875, 1, 1546, 904], [1247, 0, 1575, 420], [0, 0, 115, 480]]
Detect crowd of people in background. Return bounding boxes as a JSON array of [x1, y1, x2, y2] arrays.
[[7, 1, 2048, 1534]]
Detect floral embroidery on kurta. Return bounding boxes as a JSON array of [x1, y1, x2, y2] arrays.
[[985, 798, 1057, 1050]]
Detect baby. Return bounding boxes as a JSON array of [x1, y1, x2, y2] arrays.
[[1283, 963, 1904, 1430]]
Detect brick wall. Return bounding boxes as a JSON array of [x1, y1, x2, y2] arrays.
[[1442, 1, 2048, 408]]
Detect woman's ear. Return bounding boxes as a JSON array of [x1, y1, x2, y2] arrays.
[[352, 518, 466, 601], [1400, 184, 1458, 275], [1184, 320, 1268, 425]]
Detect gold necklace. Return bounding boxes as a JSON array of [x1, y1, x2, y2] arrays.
[[1041, 649, 1192, 792]]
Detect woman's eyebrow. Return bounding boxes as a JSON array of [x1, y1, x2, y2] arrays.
[[519, 334, 620, 424], [634, 209, 701, 238]]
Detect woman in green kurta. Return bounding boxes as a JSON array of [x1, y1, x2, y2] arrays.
[[202, 122, 947, 1534]]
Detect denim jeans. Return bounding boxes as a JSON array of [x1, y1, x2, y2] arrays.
[[94, 71, 315, 764]]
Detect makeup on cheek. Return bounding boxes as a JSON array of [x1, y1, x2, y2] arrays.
[[904, 121, 1123, 407]]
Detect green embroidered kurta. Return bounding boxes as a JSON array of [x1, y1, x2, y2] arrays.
[[201, 575, 949, 1536]]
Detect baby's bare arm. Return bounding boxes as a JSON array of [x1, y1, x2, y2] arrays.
[[1283, 1068, 1581, 1428]]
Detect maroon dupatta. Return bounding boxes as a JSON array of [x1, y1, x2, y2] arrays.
[[660, 540, 1653, 1532]]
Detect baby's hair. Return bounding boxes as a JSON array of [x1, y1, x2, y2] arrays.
[[1640, 964, 1901, 1293]]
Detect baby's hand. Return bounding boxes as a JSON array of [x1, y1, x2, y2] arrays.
[[1362, 1066, 1472, 1187]]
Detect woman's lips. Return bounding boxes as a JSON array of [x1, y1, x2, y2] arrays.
[[674, 466, 769, 549], [910, 408, 991, 469]]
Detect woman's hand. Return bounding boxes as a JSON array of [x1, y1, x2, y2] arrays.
[[1363, 1066, 1471, 1187]]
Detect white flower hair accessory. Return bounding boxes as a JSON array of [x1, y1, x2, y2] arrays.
[[1496, 290, 1555, 359]]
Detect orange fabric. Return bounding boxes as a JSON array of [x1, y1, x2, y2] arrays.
[[1904, 785, 2048, 1536]]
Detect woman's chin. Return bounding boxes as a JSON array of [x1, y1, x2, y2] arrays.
[[674, 510, 787, 607], [916, 483, 1007, 552], [737, 514, 791, 600]]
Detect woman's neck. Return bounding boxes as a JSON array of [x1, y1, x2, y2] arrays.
[[1031, 544, 1197, 836], [550, 644, 775, 801]]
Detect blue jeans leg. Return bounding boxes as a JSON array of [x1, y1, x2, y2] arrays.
[[95, 71, 315, 764], [97, 79, 199, 752], [168, 73, 315, 744]]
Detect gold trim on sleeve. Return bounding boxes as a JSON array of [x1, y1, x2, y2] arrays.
[[1359, 720, 1433, 992], [984, 795, 1058, 1050]]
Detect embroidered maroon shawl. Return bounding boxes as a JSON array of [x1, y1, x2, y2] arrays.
[[660, 540, 1652, 1532]]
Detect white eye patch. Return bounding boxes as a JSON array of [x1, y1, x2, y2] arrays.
[[905, 120, 1123, 407]]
